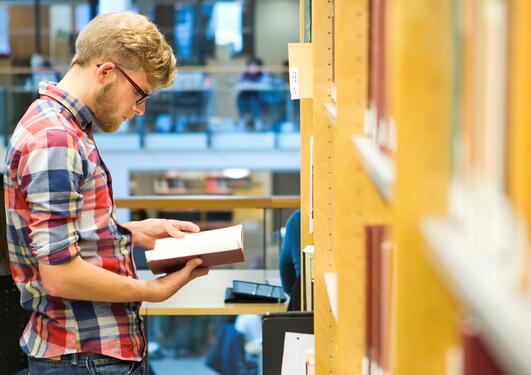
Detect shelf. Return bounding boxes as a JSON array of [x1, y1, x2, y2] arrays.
[[138, 270, 287, 315], [323, 102, 337, 125], [352, 136, 394, 202], [324, 272, 338, 321], [420, 218, 531, 375]]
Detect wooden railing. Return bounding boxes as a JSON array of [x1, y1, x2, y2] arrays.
[[115, 195, 300, 210]]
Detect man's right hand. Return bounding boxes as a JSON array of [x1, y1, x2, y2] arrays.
[[145, 258, 209, 302]]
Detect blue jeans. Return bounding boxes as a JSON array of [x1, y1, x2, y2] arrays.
[[28, 353, 145, 375]]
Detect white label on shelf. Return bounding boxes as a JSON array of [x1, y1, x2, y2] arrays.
[[324, 272, 338, 321], [289, 67, 300, 100]]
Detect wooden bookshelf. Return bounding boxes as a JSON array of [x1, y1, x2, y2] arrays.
[[299, 0, 392, 374], [389, 1, 460, 373], [507, 0, 531, 276], [299, 0, 530, 374]]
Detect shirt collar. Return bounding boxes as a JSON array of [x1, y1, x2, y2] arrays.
[[38, 81, 96, 131]]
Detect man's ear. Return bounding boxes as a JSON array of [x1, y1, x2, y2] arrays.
[[95, 62, 117, 86]]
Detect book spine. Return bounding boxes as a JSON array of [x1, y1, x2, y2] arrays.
[[148, 247, 244, 274]]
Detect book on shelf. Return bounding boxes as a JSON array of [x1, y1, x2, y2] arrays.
[[302, 245, 315, 312], [364, 225, 392, 375], [366, 0, 394, 155], [145, 224, 244, 274], [455, 0, 508, 191], [460, 316, 505, 375]]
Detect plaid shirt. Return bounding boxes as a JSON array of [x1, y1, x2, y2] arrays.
[[3, 82, 145, 361]]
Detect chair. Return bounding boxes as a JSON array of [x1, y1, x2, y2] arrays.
[[0, 174, 30, 375], [0, 276, 30, 375]]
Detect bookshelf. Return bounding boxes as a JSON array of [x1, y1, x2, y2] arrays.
[[389, 1, 459, 374], [298, 0, 531, 374], [298, 0, 393, 374], [507, 0, 531, 293]]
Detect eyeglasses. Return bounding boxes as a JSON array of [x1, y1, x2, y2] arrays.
[[96, 64, 150, 105]]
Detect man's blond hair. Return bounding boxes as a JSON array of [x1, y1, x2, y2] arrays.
[[72, 12, 176, 88]]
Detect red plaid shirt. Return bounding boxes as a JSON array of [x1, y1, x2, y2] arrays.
[[3, 82, 145, 360]]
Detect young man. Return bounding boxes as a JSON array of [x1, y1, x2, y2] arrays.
[[3, 12, 208, 374]]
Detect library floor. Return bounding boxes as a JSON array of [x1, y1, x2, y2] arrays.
[[150, 357, 217, 375]]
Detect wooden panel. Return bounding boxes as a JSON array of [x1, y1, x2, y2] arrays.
[[507, 0, 531, 235], [299, 99, 313, 251], [298, 0, 314, 311], [311, 0, 338, 373], [389, 1, 459, 374], [335, 1, 371, 374]]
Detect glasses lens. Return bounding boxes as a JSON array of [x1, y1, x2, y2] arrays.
[[136, 95, 149, 105]]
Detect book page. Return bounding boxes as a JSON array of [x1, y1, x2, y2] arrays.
[[147, 224, 242, 260]]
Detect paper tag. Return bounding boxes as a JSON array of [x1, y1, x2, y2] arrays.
[[281, 332, 315, 375], [289, 67, 300, 100], [288, 43, 313, 99]]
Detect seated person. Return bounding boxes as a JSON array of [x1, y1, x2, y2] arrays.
[[205, 316, 252, 375], [236, 56, 269, 131], [279, 209, 301, 310]]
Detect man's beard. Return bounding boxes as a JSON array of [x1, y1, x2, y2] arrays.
[[93, 83, 122, 133]]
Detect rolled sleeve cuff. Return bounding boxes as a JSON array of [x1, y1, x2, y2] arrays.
[[33, 238, 81, 265]]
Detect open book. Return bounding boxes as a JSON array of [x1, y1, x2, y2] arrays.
[[145, 224, 244, 274]]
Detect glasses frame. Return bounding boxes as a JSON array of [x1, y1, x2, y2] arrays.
[[96, 64, 150, 105]]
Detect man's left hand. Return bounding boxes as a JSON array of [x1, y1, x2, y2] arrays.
[[124, 219, 200, 249]]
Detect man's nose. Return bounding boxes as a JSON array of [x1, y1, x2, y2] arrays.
[[133, 101, 146, 115]]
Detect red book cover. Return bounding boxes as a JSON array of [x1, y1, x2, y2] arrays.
[[145, 224, 244, 274], [372, 226, 385, 370], [380, 237, 393, 373], [461, 317, 506, 375], [368, 0, 388, 153], [365, 226, 374, 374], [147, 248, 244, 274], [366, 225, 389, 373]]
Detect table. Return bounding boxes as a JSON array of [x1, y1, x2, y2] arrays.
[[138, 269, 288, 315]]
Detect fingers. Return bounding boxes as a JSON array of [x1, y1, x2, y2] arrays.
[[181, 257, 203, 274], [181, 259, 209, 282], [176, 220, 200, 233], [151, 259, 208, 302], [165, 220, 200, 238], [191, 266, 210, 279]]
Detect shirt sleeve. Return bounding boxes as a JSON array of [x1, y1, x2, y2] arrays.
[[17, 128, 85, 265]]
